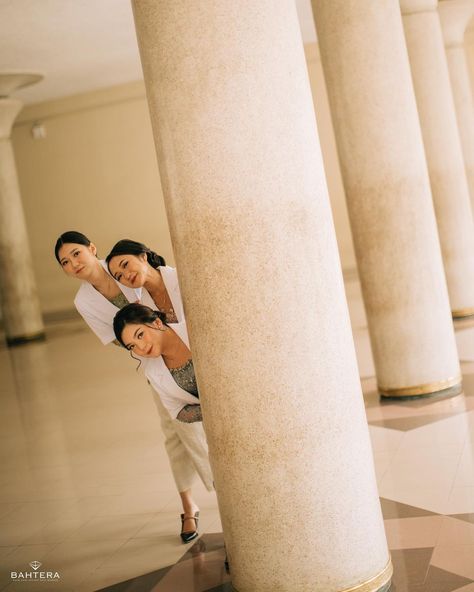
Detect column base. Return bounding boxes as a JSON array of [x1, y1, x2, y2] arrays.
[[379, 375, 462, 399], [452, 306, 474, 319], [231, 559, 392, 592], [6, 331, 46, 347], [342, 558, 392, 592]]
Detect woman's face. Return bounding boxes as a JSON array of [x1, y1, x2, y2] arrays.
[[58, 242, 98, 280], [108, 253, 148, 288], [121, 320, 163, 357]]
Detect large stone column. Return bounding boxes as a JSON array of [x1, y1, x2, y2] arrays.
[[132, 2, 391, 591], [312, 0, 461, 397], [401, 0, 474, 319], [439, 0, 474, 206], [0, 74, 45, 346]]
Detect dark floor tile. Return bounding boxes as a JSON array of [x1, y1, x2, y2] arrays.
[[424, 565, 473, 590], [462, 373, 474, 397], [448, 513, 474, 524], [369, 413, 464, 431], [390, 548, 434, 588], [177, 533, 225, 563], [97, 565, 172, 592], [361, 382, 381, 408], [204, 585, 233, 592], [387, 550, 474, 592], [389, 584, 464, 592], [154, 550, 230, 591], [380, 498, 439, 519]]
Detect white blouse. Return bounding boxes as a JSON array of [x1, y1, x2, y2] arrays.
[[74, 260, 140, 344]]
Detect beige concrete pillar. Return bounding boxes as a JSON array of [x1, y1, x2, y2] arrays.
[[0, 74, 45, 345], [465, 22, 474, 96], [439, 0, 474, 205], [132, 2, 391, 591], [401, 0, 474, 319], [312, 0, 461, 397]]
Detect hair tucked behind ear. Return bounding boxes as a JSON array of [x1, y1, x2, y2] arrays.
[[54, 231, 91, 263], [113, 303, 167, 348], [105, 239, 166, 271]]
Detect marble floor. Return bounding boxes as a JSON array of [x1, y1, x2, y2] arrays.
[[1, 277, 474, 591]]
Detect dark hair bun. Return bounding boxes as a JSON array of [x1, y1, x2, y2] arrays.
[[106, 239, 166, 269], [147, 251, 166, 268]]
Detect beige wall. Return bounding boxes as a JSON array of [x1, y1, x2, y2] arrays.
[[12, 81, 173, 315], [11, 46, 355, 317]]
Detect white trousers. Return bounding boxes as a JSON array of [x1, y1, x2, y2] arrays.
[[150, 386, 214, 492]]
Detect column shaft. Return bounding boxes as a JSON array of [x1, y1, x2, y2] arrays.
[[439, 0, 474, 206], [0, 98, 44, 344], [312, 0, 461, 396], [447, 45, 474, 203], [402, 0, 474, 318], [132, 1, 391, 591]]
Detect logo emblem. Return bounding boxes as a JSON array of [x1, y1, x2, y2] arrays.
[[29, 561, 42, 571]]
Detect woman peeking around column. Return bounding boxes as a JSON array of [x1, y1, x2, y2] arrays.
[[106, 239, 182, 324], [114, 303, 202, 423]]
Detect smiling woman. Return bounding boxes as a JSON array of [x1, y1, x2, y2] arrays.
[[54, 231, 136, 334], [113, 303, 202, 423], [106, 239, 180, 323]]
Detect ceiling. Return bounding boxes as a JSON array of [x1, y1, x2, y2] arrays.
[[0, 0, 317, 105]]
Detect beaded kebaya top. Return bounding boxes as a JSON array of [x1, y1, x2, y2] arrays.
[[169, 359, 199, 398], [109, 291, 129, 309]]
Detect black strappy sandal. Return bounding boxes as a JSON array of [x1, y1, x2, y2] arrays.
[[180, 511, 199, 543]]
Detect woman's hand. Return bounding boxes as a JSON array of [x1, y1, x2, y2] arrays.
[[176, 404, 202, 423]]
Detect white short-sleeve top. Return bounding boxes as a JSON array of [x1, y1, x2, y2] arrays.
[[74, 260, 140, 344]]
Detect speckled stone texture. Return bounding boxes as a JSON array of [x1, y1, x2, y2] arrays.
[[402, 0, 474, 317], [132, 1, 390, 590], [312, 0, 460, 393], [0, 98, 44, 341], [439, 0, 474, 208]]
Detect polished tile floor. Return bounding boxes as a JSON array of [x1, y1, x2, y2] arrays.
[[1, 277, 474, 591]]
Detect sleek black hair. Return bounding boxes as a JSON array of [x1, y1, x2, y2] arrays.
[[54, 231, 91, 263], [113, 303, 167, 348], [105, 239, 165, 274]]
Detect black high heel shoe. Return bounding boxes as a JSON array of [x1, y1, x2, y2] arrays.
[[180, 511, 199, 543]]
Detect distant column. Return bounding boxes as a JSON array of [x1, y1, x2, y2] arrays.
[[0, 73, 45, 345], [439, 0, 474, 208], [402, 0, 474, 319], [312, 0, 461, 397]]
